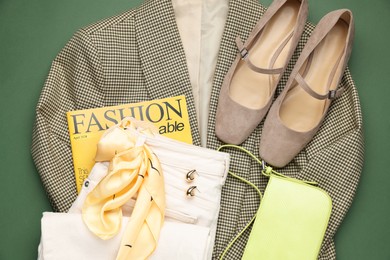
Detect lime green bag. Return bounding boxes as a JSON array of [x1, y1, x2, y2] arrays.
[[218, 145, 332, 260]]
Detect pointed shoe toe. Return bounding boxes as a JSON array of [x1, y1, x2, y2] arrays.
[[215, 0, 308, 144], [260, 9, 355, 167]]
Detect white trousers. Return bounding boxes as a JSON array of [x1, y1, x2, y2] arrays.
[[38, 134, 229, 260]]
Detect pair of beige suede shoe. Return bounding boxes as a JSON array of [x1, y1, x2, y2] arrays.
[[215, 0, 354, 168]]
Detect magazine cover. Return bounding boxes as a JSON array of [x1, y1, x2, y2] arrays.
[[67, 95, 193, 192]]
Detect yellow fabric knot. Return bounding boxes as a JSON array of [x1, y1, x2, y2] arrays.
[[82, 117, 165, 260]]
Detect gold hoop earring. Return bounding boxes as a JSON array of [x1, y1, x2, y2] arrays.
[[186, 186, 200, 197], [186, 169, 198, 182]]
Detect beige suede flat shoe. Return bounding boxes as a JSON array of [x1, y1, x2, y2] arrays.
[[260, 9, 354, 168], [215, 0, 308, 144]]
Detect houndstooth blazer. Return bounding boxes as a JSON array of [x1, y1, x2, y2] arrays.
[[31, 0, 364, 259]]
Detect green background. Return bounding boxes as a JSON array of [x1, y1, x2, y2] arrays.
[[0, 0, 389, 259]]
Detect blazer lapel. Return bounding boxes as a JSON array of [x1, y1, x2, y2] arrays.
[[207, 0, 264, 147], [206, 0, 266, 257], [134, 0, 201, 146]]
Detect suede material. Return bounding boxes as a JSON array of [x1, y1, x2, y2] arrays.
[[215, 65, 271, 144], [260, 9, 355, 168], [260, 95, 318, 167], [215, 0, 308, 144]]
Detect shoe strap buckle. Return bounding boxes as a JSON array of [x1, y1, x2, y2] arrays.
[[328, 89, 342, 99], [328, 90, 336, 99], [240, 48, 249, 60]]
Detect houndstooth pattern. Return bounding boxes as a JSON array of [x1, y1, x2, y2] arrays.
[[32, 0, 364, 259]]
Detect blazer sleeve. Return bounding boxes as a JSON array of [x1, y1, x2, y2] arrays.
[[301, 128, 364, 259], [31, 29, 104, 212]]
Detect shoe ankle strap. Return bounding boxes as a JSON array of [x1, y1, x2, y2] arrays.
[[295, 72, 344, 100], [294, 45, 346, 100], [235, 36, 284, 75]]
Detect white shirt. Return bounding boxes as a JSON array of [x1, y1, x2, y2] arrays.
[[172, 0, 229, 147]]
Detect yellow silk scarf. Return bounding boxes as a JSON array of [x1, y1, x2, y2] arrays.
[[82, 118, 166, 260]]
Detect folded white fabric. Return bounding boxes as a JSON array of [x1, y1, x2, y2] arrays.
[[38, 133, 229, 259], [38, 213, 210, 260]]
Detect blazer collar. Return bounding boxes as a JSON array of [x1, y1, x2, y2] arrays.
[[134, 0, 263, 147]]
